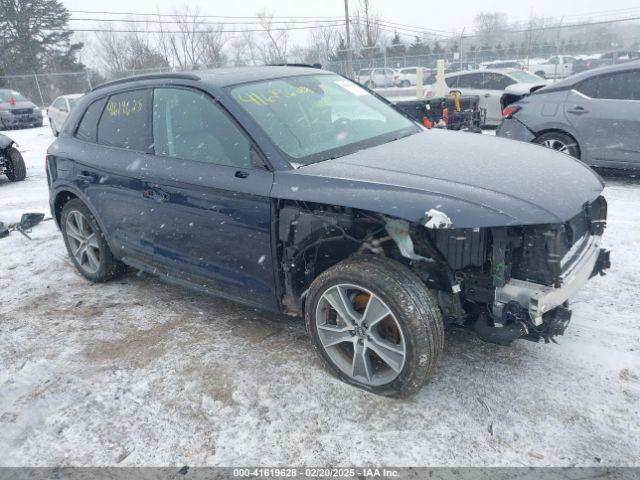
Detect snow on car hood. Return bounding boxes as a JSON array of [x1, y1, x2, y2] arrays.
[[503, 82, 547, 96], [273, 129, 605, 229]]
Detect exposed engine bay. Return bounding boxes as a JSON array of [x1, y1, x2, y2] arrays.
[[277, 195, 610, 345]]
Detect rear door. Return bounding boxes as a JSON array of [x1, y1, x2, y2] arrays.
[[145, 86, 277, 307], [480, 72, 516, 123], [70, 89, 156, 258], [567, 69, 640, 167]]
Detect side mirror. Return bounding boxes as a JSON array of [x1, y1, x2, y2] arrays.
[[19, 213, 45, 230]]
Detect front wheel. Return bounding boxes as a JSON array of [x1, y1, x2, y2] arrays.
[[534, 131, 580, 158], [5, 147, 26, 181], [305, 255, 444, 397]]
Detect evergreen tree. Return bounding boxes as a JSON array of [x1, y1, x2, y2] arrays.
[[0, 0, 83, 75]]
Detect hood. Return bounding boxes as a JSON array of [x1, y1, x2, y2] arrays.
[[272, 130, 604, 229], [0, 100, 38, 111]]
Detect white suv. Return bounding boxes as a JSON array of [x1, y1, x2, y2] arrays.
[[394, 67, 432, 87], [357, 68, 396, 88]]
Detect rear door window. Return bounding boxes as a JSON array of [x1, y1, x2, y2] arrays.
[[482, 72, 515, 90], [577, 71, 640, 100], [75, 97, 107, 143], [97, 89, 152, 152], [456, 73, 483, 88]]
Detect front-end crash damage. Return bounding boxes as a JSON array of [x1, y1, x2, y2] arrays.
[[276, 195, 610, 346]]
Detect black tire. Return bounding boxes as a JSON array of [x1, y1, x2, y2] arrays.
[[49, 118, 58, 136], [534, 131, 580, 158], [535, 71, 546, 79], [5, 147, 26, 181], [61, 198, 126, 282], [305, 255, 444, 397], [364, 80, 376, 89], [400, 80, 411, 87]]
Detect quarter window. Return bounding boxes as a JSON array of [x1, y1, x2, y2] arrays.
[[152, 87, 254, 168], [75, 97, 107, 143], [97, 89, 152, 151]]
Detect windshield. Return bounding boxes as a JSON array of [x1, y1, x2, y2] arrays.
[[229, 74, 419, 166], [509, 71, 546, 83], [68, 97, 80, 109], [0, 90, 28, 103]]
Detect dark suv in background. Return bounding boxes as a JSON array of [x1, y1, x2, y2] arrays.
[[0, 89, 43, 129], [47, 67, 610, 396]]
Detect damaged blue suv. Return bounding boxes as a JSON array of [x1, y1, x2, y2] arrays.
[[47, 66, 610, 396]]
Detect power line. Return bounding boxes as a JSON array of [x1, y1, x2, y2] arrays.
[[67, 9, 344, 20], [67, 17, 346, 26], [48, 22, 346, 35]]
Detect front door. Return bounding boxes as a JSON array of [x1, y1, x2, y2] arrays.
[[145, 86, 277, 308]]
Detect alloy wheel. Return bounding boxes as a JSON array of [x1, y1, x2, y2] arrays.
[[315, 283, 406, 386], [542, 138, 570, 154], [65, 210, 101, 274]]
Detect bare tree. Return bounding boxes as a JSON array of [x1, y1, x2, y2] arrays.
[[305, 25, 340, 65], [353, 0, 381, 61], [95, 26, 128, 73], [256, 9, 289, 64], [473, 12, 508, 50], [200, 26, 227, 67]]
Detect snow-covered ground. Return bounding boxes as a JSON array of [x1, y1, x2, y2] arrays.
[[1, 125, 639, 467]]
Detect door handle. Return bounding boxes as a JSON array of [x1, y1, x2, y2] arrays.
[[143, 187, 169, 202], [234, 170, 249, 179], [567, 105, 588, 114], [77, 173, 95, 183]]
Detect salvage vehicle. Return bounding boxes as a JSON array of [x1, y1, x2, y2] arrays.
[[357, 68, 396, 88], [0, 133, 26, 182], [48, 93, 84, 136], [0, 89, 43, 129], [425, 69, 546, 125], [497, 63, 640, 170], [47, 67, 610, 397]]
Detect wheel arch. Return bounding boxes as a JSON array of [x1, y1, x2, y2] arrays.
[[275, 199, 453, 317], [533, 128, 582, 159]]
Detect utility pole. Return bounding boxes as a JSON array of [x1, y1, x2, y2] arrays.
[[344, 0, 353, 78]]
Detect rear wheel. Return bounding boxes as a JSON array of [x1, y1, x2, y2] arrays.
[[535, 71, 546, 79], [534, 131, 580, 158], [364, 80, 376, 89], [5, 147, 26, 181], [306, 255, 444, 397], [400, 80, 411, 87], [61, 199, 126, 282]]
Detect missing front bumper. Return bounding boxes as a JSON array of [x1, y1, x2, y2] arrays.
[[494, 235, 608, 327]]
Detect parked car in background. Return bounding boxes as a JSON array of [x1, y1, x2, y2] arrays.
[[394, 67, 432, 87], [47, 67, 609, 396], [426, 69, 546, 125], [482, 60, 524, 70], [497, 63, 640, 170], [0, 89, 43, 130], [444, 62, 480, 73], [357, 68, 396, 88], [526, 55, 577, 79], [573, 50, 640, 74], [0, 133, 26, 182], [48, 94, 84, 136]]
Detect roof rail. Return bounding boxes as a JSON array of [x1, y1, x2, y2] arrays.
[[267, 63, 323, 69], [92, 72, 201, 91]]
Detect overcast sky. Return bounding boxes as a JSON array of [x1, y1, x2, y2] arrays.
[[61, 0, 640, 35]]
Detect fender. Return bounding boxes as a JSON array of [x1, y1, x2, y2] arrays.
[[49, 182, 120, 257], [0, 133, 16, 150]]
